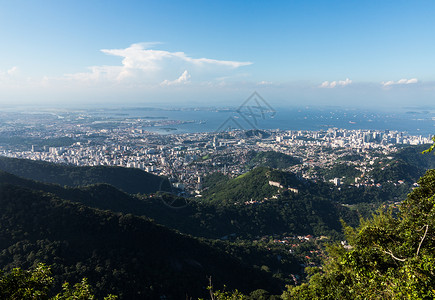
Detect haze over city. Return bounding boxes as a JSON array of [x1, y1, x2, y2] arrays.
[[1, 1, 435, 109]]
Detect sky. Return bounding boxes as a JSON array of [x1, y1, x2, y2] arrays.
[[0, 0, 435, 108]]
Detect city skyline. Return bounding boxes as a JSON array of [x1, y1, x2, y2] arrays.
[[1, 1, 435, 108]]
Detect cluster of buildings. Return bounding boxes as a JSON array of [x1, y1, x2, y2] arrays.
[[0, 110, 432, 194]]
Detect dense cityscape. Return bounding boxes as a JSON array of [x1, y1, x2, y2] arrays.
[[0, 110, 431, 194]]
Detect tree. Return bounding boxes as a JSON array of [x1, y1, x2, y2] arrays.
[[0, 264, 117, 300], [422, 135, 435, 154]]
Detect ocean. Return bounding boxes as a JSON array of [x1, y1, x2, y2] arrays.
[[87, 106, 435, 137]]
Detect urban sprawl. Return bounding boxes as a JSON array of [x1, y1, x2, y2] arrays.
[[1, 112, 431, 195]]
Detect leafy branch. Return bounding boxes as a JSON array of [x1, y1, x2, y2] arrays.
[[422, 136, 435, 154]]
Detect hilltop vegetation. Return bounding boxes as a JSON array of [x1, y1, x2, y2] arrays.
[[395, 144, 435, 170], [282, 168, 435, 299], [246, 150, 301, 169], [198, 167, 359, 238], [364, 144, 435, 185], [0, 156, 170, 194], [0, 180, 283, 299], [0, 263, 117, 299], [202, 167, 317, 205]]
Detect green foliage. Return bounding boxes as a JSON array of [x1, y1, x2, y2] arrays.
[[281, 169, 435, 300], [203, 167, 319, 205], [207, 287, 280, 300], [367, 159, 421, 184], [5, 154, 432, 298], [330, 182, 411, 205], [210, 288, 248, 300], [0, 263, 116, 300], [0, 263, 53, 300], [205, 239, 303, 283], [396, 144, 435, 170], [53, 279, 96, 300], [202, 167, 279, 205], [422, 136, 435, 154], [202, 172, 230, 190], [246, 151, 301, 169]]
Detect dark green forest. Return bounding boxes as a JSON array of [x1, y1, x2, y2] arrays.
[[0, 181, 283, 299], [0, 156, 171, 194]]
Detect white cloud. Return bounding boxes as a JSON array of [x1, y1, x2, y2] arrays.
[[381, 78, 418, 87], [161, 70, 191, 86], [319, 78, 352, 88], [0, 66, 19, 79], [65, 43, 252, 85], [7, 66, 18, 75], [257, 80, 273, 85]]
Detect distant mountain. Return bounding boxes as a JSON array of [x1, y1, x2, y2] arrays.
[[0, 156, 170, 194], [0, 180, 283, 299]]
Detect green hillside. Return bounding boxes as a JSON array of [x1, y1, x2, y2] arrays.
[[198, 167, 359, 238], [367, 158, 422, 184], [282, 168, 435, 299], [394, 144, 435, 170], [202, 167, 309, 205], [246, 150, 301, 169], [0, 156, 170, 194], [0, 181, 283, 299], [365, 145, 435, 185], [0, 168, 352, 240], [320, 163, 362, 185]]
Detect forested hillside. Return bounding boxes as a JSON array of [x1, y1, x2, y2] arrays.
[[0, 181, 283, 299], [0, 168, 355, 240], [282, 168, 435, 299], [245, 150, 301, 169], [0, 156, 170, 194]]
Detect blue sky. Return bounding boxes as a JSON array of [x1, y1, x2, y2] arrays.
[[1, 0, 434, 108]]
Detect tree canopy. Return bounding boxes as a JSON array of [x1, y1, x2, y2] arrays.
[[0, 263, 117, 300]]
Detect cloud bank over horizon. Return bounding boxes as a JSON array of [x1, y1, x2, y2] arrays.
[[319, 78, 352, 88], [381, 78, 418, 87]]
